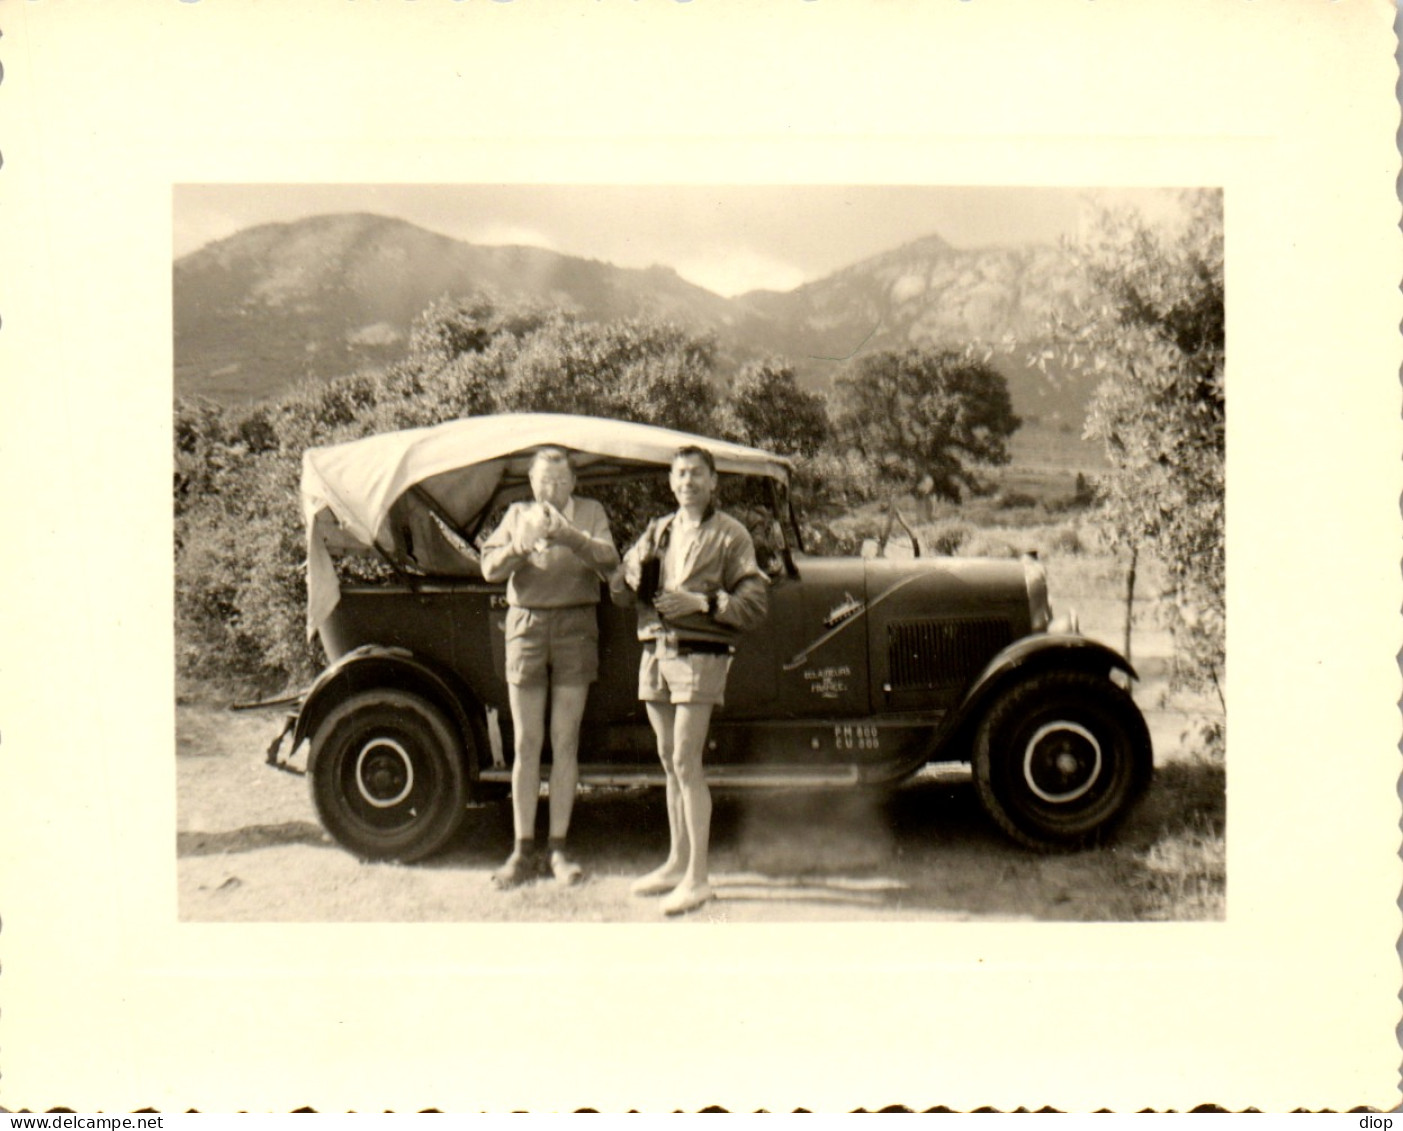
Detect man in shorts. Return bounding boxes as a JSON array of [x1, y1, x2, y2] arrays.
[[481, 446, 619, 887], [612, 446, 769, 915]]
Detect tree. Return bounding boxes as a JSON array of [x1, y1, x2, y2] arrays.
[[832, 346, 1021, 512], [1051, 189, 1224, 698], [501, 316, 721, 433], [724, 359, 831, 457], [407, 291, 554, 369], [174, 295, 730, 696]]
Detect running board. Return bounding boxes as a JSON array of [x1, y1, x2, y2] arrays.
[[477, 764, 865, 788]]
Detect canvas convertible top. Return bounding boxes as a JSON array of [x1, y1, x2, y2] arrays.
[[301, 412, 791, 638]]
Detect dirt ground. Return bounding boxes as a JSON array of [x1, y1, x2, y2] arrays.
[[176, 697, 1224, 924], [177, 545, 1224, 923]]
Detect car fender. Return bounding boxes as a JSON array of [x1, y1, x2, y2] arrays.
[[291, 645, 486, 780], [933, 633, 1139, 760]]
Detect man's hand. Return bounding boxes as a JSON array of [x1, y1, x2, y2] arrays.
[[653, 590, 708, 619], [538, 502, 588, 551], [538, 501, 565, 536], [512, 504, 551, 555]]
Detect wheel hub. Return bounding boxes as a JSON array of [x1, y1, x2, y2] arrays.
[[355, 737, 415, 808], [1023, 721, 1102, 804]]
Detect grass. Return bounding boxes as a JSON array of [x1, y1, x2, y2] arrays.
[[1133, 818, 1226, 920], [1115, 756, 1226, 920], [179, 702, 1228, 921]]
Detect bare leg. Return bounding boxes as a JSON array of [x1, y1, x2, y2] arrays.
[[660, 703, 715, 915], [545, 682, 589, 884], [546, 682, 589, 839], [631, 701, 690, 896], [492, 682, 547, 888], [507, 682, 548, 839]]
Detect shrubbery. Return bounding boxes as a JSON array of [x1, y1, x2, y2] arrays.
[[925, 519, 973, 556], [176, 294, 1052, 700], [959, 531, 1020, 559], [1049, 190, 1225, 699], [176, 251, 1224, 717], [1044, 524, 1085, 556], [994, 489, 1040, 511], [176, 295, 864, 698]]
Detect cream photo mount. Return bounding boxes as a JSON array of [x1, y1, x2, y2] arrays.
[[0, 0, 1398, 1113]]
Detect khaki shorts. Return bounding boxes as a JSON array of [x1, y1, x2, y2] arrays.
[[638, 640, 734, 706], [504, 605, 599, 686]]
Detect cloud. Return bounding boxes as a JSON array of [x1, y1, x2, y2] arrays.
[[672, 248, 809, 297], [461, 222, 562, 253]]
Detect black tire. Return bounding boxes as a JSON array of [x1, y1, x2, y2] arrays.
[[309, 689, 470, 862], [973, 670, 1152, 850]]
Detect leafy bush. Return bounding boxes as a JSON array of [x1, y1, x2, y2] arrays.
[[994, 489, 1039, 510], [925, 519, 973, 556], [174, 293, 773, 698], [1048, 190, 1224, 696], [1044, 524, 1085, 556], [798, 521, 865, 558], [723, 359, 831, 458], [787, 449, 879, 520], [178, 290, 1095, 700], [959, 532, 1020, 559], [801, 506, 888, 557], [1072, 471, 1097, 506], [1179, 715, 1226, 762]]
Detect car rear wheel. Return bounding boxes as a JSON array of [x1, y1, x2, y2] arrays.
[[973, 670, 1152, 850], [309, 689, 470, 862]]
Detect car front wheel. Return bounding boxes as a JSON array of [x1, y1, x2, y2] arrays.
[[309, 689, 469, 862], [973, 670, 1152, 850]]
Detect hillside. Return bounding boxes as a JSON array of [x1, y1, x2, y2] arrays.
[[733, 235, 1103, 467], [173, 213, 1105, 468], [173, 213, 748, 402], [740, 235, 1075, 351]]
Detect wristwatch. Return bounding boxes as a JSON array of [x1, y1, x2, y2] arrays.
[[706, 591, 720, 617]]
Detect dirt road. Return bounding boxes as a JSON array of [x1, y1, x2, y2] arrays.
[[177, 705, 1223, 923]]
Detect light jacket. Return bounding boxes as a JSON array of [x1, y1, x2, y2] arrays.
[[611, 508, 769, 645]]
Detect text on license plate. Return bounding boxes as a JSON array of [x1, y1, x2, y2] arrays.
[[834, 724, 880, 751]]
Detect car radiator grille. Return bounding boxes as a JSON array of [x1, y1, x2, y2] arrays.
[[886, 617, 1013, 691]]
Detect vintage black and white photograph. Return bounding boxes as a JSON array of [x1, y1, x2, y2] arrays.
[[173, 184, 1226, 924], [6, 0, 1397, 1112]]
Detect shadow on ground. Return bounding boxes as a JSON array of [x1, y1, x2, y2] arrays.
[[177, 747, 1226, 921], [177, 821, 332, 856], [431, 758, 1228, 921]]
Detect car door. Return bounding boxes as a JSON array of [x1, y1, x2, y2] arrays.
[[768, 555, 872, 719]]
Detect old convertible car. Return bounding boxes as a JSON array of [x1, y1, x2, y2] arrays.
[[266, 412, 1152, 862]]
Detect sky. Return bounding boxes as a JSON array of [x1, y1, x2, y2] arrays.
[[173, 185, 1186, 297]]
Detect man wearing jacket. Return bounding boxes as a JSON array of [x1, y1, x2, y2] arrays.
[[481, 446, 619, 888], [612, 446, 769, 915]]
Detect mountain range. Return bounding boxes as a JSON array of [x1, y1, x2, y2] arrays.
[[173, 212, 1105, 467]]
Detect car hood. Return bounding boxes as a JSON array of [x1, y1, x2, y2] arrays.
[[862, 554, 1032, 601]]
